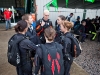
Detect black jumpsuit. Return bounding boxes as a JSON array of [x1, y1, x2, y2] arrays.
[[26, 25, 41, 45], [34, 42, 64, 75], [14, 33, 37, 75], [36, 18, 53, 44], [62, 32, 73, 75]]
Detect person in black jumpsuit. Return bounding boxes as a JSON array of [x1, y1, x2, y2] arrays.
[[55, 15, 66, 43], [14, 20, 37, 75], [60, 20, 74, 75], [22, 14, 40, 58], [36, 10, 53, 44], [34, 27, 64, 75], [22, 14, 40, 45]]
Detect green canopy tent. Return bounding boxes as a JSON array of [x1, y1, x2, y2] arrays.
[[45, 0, 100, 19], [46, 0, 100, 9]]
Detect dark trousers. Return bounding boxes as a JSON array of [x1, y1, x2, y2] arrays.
[[16, 66, 32, 75], [98, 32, 100, 42], [80, 33, 86, 42], [64, 57, 73, 75], [16, 61, 33, 75]]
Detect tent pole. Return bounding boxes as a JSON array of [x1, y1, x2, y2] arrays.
[[96, 9, 98, 16], [83, 9, 86, 19]]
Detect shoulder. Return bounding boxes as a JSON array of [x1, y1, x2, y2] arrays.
[[65, 33, 72, 43], [37, 19, 42, 22], [55, 42, 63, 50], [36, 45, 43, 58], [36, 19, 42, 24], [65, 37, 71, 43], [11, 34, 17, 38], [48, 19, 52, 23], [20, 38, 32, 44], [36, 47, 42, 53]]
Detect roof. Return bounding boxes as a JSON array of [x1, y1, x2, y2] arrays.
[[49, 0, 100, 9]]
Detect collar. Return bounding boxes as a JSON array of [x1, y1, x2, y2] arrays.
[[42, 18, 49, 22]]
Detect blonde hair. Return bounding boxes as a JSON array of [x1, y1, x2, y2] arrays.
[[62, 20, 73, 30], [44, 27, 56, 41], [44, 10, 49, 14]]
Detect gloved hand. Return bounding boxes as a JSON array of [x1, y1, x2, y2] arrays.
[[89, 31, 91, 33]]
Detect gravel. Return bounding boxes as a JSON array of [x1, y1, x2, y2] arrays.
[[74, 39, 100, 75]]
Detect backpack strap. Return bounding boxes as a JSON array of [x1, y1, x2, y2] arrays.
[[40, 43, 58, 59]]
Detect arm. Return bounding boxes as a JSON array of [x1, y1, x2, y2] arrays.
[[10, 11, 12, 18], [43, 21, 53, 29], [62, 38, 71, 60], [34, 47, 42, 74], [36, 20, 44, 35], [20, 39, 37, 51]]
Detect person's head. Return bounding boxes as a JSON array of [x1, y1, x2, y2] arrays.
[[77, 16, 80, 21], [4, 8, 8, 11], [91, 19, 95, 24], [44, 27, 56, 42], [57, 15, 66, 25], [70, 13, 73, 17], [31, 13, 36, 21], [14, 20, 28, 34], [87, 17, 90, 20], [96, 16, 98, 19], [43, 10, 49, 21], [60, 20, 73, 33], [81, 20, 86, 26], [22, 14, 33, 27]]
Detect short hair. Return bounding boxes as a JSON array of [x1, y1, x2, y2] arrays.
[[44, 10, 49, 14], [44, 27, 56, 41], [22, 14, 31, 20], [70, 13, 73, 15], [81, 20, 86, 23]]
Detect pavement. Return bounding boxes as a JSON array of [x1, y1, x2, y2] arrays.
[[0, 25, 89, 75]]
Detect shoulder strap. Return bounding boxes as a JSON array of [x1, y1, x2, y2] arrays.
[[39, 19, 42, 24], [8, 34, 17, 43], [40, 43, 58, 58], [63, 33, 73, 54]]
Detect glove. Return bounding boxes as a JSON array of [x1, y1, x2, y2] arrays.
[[89, 31, 91, 33]]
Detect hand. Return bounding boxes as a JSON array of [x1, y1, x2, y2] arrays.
[[89, 31, 91, 33], [41, 20, 45, 26]]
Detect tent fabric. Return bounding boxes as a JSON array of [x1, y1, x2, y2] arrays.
[[48, 0, 100, 9]]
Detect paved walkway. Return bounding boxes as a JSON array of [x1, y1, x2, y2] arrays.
[[0, 26, 89, 75]]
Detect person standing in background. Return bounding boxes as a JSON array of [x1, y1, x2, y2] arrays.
[[4, 8, 12, 30], [66, 13, 75, 23]]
